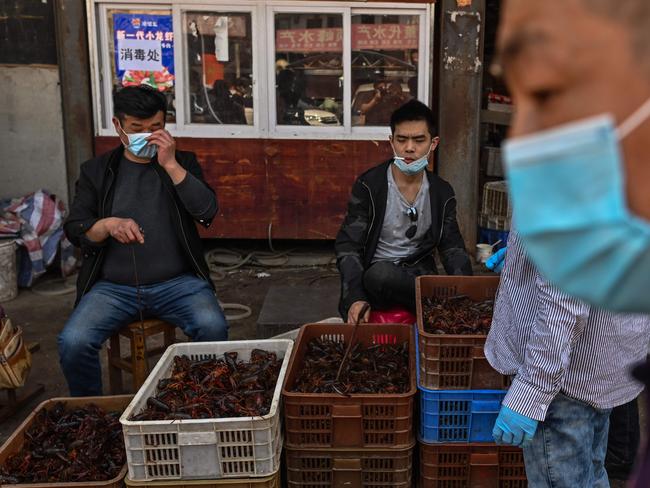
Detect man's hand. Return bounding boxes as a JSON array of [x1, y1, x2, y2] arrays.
[[347, 301, 371, 324], [105, 217, 145, 244], [147, 130, 187, 184], [147, 129, 176, 168], [492, 405, 538, 448], [486, 247, 507, 274]]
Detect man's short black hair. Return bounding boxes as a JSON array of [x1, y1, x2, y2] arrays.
[[390, 99, 437, 138], [113, 85, 167, 121]]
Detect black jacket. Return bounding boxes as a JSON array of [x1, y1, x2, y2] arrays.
[[64, 145, 216, 305], [335, 160, 473, 318]]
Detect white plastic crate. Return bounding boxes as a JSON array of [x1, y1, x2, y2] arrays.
[[479, 212, 510, 231], [481, 180, 512, 219], [120, 340, 293, 482]]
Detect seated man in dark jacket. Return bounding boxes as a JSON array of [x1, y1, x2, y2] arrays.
[[59, 86, 228, 396], [335, 100, 472, 323]]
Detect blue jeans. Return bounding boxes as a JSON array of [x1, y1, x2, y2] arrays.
[[524, 393, 612, 488], [58, 274, 228, 396], [606, 397, 640, 481]]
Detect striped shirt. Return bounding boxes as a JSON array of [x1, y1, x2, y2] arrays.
[[485, 231, 650, 421]]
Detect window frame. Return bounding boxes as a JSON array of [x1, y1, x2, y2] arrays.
[[267, 4, 350, 138], [92, 2, 178, 133], [172, 3, 263, 137], [87, 0, 433, 140], [348, 7, 430, 137]]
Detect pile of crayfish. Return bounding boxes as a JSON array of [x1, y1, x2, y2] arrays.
[[422, 295, 494, 335], [0, 403, 125, 484], [131, 349, 281, 420], [291, 338, 410, 394]]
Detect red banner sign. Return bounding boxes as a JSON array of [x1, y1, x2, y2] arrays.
[[352, 24, 418, 50], [275, 24, 419, 53], [276, 27, 343, 53]]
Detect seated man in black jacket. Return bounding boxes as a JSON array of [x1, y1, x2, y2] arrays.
[[335, 100, 472, 323], [59, 86, 227, 396]]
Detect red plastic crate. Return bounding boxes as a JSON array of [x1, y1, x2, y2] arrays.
[[282, 323, 416, 449], [416, 276, 508, 390], [286, 443, 414, 488], [419, 442, 527, 488]]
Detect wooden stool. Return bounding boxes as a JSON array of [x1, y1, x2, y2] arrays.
[[107, 319, 175, 394]]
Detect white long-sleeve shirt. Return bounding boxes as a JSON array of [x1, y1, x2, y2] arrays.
[[485, 231, 650, 421]]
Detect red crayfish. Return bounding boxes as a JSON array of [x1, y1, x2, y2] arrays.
[[131, 349, 281, 420], [422, 295, 494, 335], [0, 403, 125, 484], [291, 338, 410, 394]]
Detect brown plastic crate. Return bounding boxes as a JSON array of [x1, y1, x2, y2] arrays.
[[0, 395, 132, 488], [124, 470, 280, 487], [416, 276, 508, 390], [419, 442, 527, 488], [282, 323, 416, 449], [286, 443, 414, 488]]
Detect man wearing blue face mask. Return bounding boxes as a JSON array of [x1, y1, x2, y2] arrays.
[[335, 100, 472, 323], [59, 85, 228, 396], [493, 1, 650, 485]]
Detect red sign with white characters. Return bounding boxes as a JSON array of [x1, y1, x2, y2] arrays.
[[276, 28, 343, 53], [352, 24, 418, 50]]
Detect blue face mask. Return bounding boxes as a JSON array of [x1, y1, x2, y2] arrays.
[[503, 98, 650, 313], [118, 123, 157, 159], [392, 144, 432, 176]]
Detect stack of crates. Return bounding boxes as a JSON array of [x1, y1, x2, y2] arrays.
[[119, 340, 293, 488], [281, 323, 418, 487], [479, 180, 511, 248], [415, 276, 528, 487]]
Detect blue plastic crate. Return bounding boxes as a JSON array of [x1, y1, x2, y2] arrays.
[[419, 388, 506, 443]]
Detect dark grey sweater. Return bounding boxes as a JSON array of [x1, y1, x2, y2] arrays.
[[100, 156, 216, 285]]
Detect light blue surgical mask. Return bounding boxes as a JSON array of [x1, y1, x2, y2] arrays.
[[392, 144, 432, 176], [503, 98, 650, 313], [118, 124, 157, 159]]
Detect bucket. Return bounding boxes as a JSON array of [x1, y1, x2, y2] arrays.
[[0, 240, 18, 302], [476, 243, 493, 264]]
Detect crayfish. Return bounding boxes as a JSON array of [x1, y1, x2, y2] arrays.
[[291, 338, 410, 394], [0, 403, 125, 483], [131, 350, 281, 420], [422, 295, 494, 335]]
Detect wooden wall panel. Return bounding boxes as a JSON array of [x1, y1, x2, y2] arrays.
[[94, 136, 392, 239]]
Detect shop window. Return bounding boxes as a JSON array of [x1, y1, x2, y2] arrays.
[[90, 2, 431, 139], [351, 14, 420, 127], [274, 13, 343, 128], [182, 11, 254, 126], [106, 8, 176, 123]]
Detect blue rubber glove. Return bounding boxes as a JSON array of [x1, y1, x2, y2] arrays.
[[486, 247, 507, 274], [492, 405, 538, 447]]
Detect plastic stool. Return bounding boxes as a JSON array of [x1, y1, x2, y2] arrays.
[[107, 319, 175, 394], [368, 307, 416, 324]]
